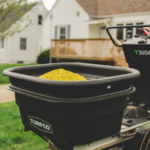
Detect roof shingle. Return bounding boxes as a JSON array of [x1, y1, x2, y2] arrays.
[[76, 0, 150, 17]]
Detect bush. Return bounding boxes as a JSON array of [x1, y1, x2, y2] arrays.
[[37, 49, 50, 64]]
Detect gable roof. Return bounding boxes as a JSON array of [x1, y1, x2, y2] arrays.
[[0, 3, 37, 32], [76, 0, 150, 17], [43, 0, 59, 21]]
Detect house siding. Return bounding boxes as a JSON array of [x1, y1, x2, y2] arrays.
[[89, 13, 150, 40], [111, 13, 150, 38], [89, 24, 99, 38], [42, 0, 150, 54], [8, 4, 47, 64], [42, 0, 90, 50], [42, 14, 51, 51]]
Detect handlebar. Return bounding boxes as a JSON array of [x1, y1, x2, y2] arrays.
[[106, 25, 150, 47]]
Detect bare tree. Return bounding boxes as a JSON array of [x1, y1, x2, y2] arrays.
[[0, 0, 36, 38]]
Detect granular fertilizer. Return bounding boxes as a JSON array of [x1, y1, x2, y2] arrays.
[[38, 69, 87, 81]]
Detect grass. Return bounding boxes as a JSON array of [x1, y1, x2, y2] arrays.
[[0, 102, 48, 150], [0, 64, 36, 85]]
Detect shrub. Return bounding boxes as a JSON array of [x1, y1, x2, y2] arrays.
[[37, 49, 50, 64]]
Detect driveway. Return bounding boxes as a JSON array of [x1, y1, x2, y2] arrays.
[[0, 85, 15, 103]]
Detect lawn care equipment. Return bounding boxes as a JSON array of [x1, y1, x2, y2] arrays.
[[3, 25, 150, 150], [3, 63, 139, 150], [107, 25, 150, 125], [105, 24, 150, 149]]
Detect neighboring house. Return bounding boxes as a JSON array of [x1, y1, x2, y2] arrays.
[[42, 0, 150, 50], [0, 2, 48, 64]]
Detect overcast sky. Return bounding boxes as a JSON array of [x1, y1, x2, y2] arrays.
[[29, 0, 56, 10]]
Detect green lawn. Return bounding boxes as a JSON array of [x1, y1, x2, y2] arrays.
[[0, 102, 48, 150], [0, 64, 36, 85]]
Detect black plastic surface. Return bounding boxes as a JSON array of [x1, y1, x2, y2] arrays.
[[122, 43, 150, 104], [7, 84, 135, 145], [3, 63, 140, 98], [106, 25, 150, 104], [122, 45, 150, 64]]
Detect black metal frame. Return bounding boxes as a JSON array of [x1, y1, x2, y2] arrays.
[[106, 25, 150, 47]]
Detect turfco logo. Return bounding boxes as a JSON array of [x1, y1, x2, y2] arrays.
[[28, 116, 53, 133], [134, 50, 150, 55]]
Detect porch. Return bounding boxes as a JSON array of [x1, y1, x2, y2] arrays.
[[50, 38, 128, 67]]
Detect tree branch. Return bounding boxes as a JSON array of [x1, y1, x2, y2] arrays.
[[0, 0, 33, 38]]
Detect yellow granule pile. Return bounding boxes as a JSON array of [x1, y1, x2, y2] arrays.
[[38, 69, 87, 81]]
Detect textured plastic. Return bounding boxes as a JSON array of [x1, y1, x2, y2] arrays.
[[3, 63, 140, 98], [7, 84, 135, 145]]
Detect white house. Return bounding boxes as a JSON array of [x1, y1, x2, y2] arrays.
[[0, 2, 48, 64], [42, 0, 150, 51]]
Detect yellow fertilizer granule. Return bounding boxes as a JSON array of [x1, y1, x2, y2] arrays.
[[38, 69, 87, 81]]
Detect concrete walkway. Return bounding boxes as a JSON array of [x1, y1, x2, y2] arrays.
[[0, 85, 15, 103]]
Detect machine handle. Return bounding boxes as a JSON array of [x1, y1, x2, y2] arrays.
[[106, 25, 150, 47]]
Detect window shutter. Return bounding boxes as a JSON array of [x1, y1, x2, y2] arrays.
[[67, 25, 71, 38], [55, 26, 57, 39]]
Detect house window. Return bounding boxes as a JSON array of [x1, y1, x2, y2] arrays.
[[126, 23, 133, 38], [38, 15, 42, 25], [60, 27, 66, 39], [20, 38, 26, 50], [116, 22, 144, 40], [0, 38, 4, 48], [77, 11, 80, 16], [136, 22, 143, 34], [117, 24, 123, 40]]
